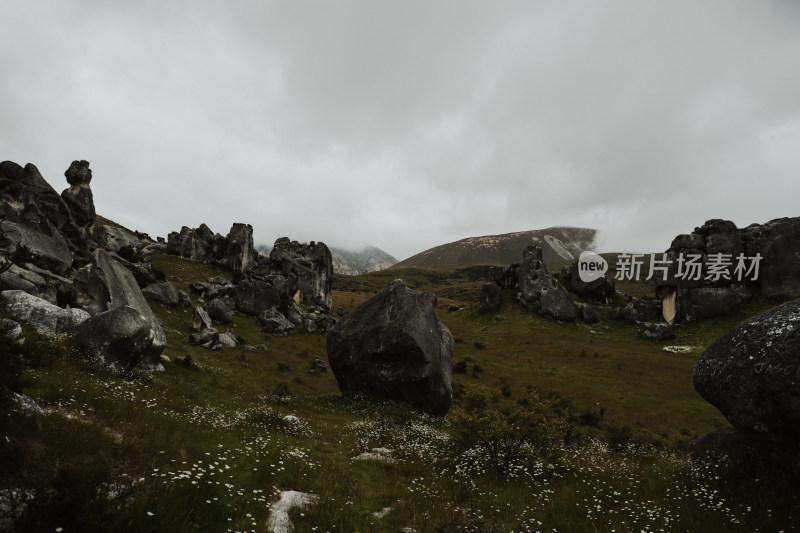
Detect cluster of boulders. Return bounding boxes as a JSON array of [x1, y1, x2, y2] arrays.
[[691, 299, 800, 469], [1, 159, 337, 374], [657, 217, 800, 324], [167, 223, 256, 276]]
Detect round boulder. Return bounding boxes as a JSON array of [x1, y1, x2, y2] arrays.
[[693, 299, 800, 439]]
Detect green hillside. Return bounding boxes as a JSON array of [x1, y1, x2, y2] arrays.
[[1, 252, 796, 532]]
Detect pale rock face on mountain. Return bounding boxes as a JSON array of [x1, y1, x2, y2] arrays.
[[330, 246, 398, 275]]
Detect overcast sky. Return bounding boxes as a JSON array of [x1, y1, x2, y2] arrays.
[[2, 1, 798, 260]]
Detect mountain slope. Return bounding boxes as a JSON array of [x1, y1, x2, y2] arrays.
[[330, 246, 398, 275], [393, 227, 597, 268]]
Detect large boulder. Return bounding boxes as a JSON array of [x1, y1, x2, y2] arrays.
[[141, 282, 180, 307], [516, 245, 575, 322], [0, 289, 89, 336], [234, 279, 281, 316], [73, 250, 166, 367], [258, 308, 296, 334], [693, 299, 800, 440], [327, 279, 454, 416], [621, 297, 661, 323], [60, 160, 95, 228], [0, 262, 72, 305], [71, 306, 156, 373], [205, 298, 232, 324], [0, 219, 73, 275], [478, 282, 502, 315]]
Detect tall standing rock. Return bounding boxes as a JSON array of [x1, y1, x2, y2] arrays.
[[268, 238, 333, 310], [73, 250, 167, 368], [222, 223, 254, 275], [516, 245, 576, 322], [60, 160, 95, 228], [327, 280, 454, 416]]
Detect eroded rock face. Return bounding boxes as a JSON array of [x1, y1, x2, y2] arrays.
[[234, 279, 281, 316], [0, 290, 89, 337], [221, 223, 254, 275], [91, 224, 143, 253], [71, 306, 155, 373], [516, 245, 575, 322], [693, 299, 800, 440], [268, 238, 333, 310], [327, 279, 454, 416], [658, 217, 800, 324], [478, 282, 502, 315], [73, 250, 166, 367]]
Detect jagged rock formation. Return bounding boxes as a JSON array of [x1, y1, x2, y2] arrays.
[[327, 279, 454, 416], [393, 227, 596, 269], [330, 245, 397, 275], [691, 299, 800, 469], [657, 217, 800, 324], [167, 222, 255, 276], [239, 237, 333, 314], [516, 245, 576, 322]]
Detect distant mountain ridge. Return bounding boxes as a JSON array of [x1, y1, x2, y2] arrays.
[[393, 227, 597, 269], [331, 246, 398, 275]]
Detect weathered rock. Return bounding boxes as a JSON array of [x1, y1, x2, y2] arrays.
[[189, 281, 208, 296], [221, 223, 255, 275], [493, 263, 520, 289], [217, 331, 237, 348], [576, 302, 599, 324], [71, 306, 156, 373], [0, 318, 24, 345], [72, 250, 166, 366], [310, 359, 328, 372], [205, 298, 232, 324], [0, 262, 72, 305], [0, 219, 73, 275], [142, 282, 180, 307], [189, 327, 219, 346], [561, 261, 615, 303], [205, 282, 235, 300], [267, 238, 333, 310], [266, 490, 319, 533], [235, 279, 281, 316], [636, 321, 674, 341], [91, 224, 143, 252], [167, 224, 217, 261], [11, 391, 43, 416], [657, 217, 800, 324], [258, 308, 296, 334], [327, 279, 454, 416], [622, 298, 661, 323], [286, 301, 304, 325], [693, 299, 800, 440], [478, 282, 502, 315], [207, 276, 231, 285], [60, 160, 95, 227], [193, 306, 213, 331], [516, 245, 575, 322], [177, 290, 191, 307], [1, 290, 89, 336], [0, 161, 83, 255], [447, 304, 460, 312]]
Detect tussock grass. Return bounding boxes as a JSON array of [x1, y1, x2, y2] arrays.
[[1, 255, 797, 531]]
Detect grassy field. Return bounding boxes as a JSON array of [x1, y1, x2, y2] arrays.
[[1, 252, 797, 532]]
